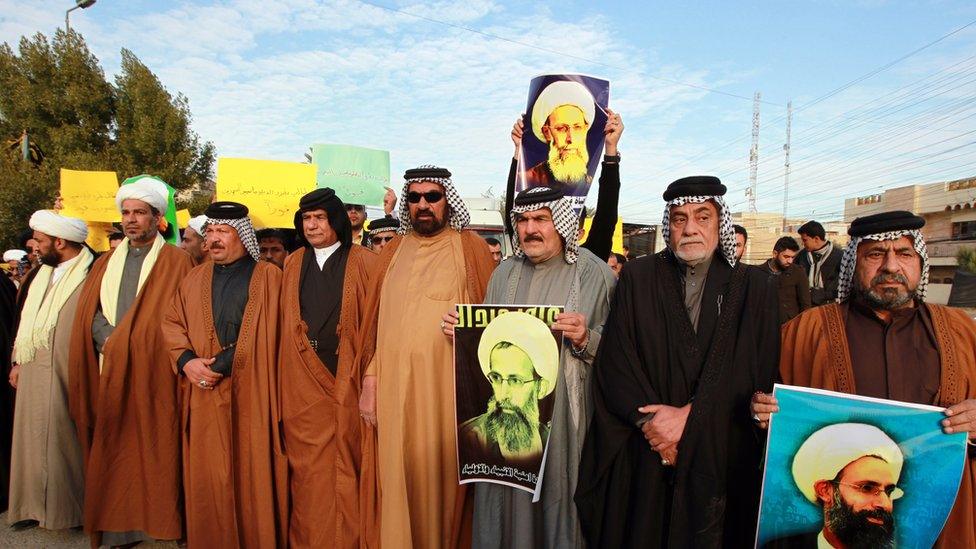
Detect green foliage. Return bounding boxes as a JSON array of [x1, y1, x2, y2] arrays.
[[958, 248, 976, 273], [0, 29, 214, 246], [176, 191, 214, 217]]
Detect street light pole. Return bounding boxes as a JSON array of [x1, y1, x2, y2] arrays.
[[65, 0, 96, 32]]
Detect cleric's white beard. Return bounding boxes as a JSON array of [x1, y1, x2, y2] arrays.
[[548, 144, 589, 185]]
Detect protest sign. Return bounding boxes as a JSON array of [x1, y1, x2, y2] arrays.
[[454, 304, 563, 500], [311, 144, 389, 207], [756, 384, 967, 548], [215, 158, 316, 228], [516, 74, 610, 211], [59, 169, 119, 223]]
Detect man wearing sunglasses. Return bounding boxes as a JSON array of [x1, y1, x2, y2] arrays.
[[765, 423, 904, 548], [366, 216, 399, 254], [357, 165, 495, 549], [442, 186, 615, 548], [347, 187, 398, 246]]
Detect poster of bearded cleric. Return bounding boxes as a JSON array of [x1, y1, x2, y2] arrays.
[[756, 384, 968, 549], [454, 304, 563, 499], [516, 74, 610, 210]]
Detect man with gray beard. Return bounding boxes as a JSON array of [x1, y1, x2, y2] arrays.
[[753, 210, 976, 547]]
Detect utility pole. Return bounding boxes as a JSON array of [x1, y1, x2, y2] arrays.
[[747, 92, 761, 213], [782, 100, 792, 231]]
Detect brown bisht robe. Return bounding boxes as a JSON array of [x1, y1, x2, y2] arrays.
[[162, 260, 288, 548], [356, 230, 495, 549], [781, 302, 976, 549], [68, 244, 192, 543], [280, 246, 377, 548]]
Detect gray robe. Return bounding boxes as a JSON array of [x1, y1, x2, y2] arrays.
[[472, 247, 615, 549], [7, 285, 85, 528]]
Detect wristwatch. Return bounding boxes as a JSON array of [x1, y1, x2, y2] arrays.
[[603, 153, 621, 163]]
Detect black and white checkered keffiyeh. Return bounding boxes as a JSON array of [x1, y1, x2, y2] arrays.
[[509, 187, 580, 264], [397, 164, 470, 234], [836, 229, 929, 302], [205, 216, 261, 262], [661, 195, 737, 266]]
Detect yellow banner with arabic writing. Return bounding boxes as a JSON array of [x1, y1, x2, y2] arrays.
[[215, 158, 316, 228], [59, 169, 120, 223]]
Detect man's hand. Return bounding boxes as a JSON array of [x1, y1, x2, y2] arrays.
[[8, 363, 19, 389], [750, 392, 779, 430], [441, 310, 459, 339], [552, 312, 588, 350], [360, 375, 377, 427], [184, 357, 221, 390], [383, 187, 397, 216], [943, 399, 976, 442], [638, 403, 690, 456], [604, 109, 623, 156], [511, 116, 525, 158]]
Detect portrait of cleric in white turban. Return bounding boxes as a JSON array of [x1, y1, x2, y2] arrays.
[[516, 74, 610, 209], [756, 385, 968, 549], [454, 305, 562, 495]]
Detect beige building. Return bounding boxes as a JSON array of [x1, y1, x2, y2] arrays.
[[844, 175, 976, 304], [732, 212, 849, 266]]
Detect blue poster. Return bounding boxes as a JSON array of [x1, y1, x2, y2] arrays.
[[756, 384, 967, 549]]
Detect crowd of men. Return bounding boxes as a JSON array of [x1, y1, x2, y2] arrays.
[[0, 108, 975, 549]]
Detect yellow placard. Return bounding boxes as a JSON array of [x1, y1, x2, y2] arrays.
[[86, 221, 115, 252], [579, 216, 624, 255], [176, 209, 191, 229], [215, 158, 316, 228], [60, 169, 119, 223]]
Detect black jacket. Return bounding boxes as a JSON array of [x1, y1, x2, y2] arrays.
[[794, 243, 843, 306], [759, 261, 812, 324]]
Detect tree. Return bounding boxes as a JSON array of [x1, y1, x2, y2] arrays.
[[958, 248, 976, 274], [0, 29, 215, 247]]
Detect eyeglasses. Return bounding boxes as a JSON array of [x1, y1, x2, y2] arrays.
[[406, 191, 444, 204], [832, 480, 904, 500], [371, 235, 394, 245], [486, 372, 539, 388], [346, 204, 365, 212]]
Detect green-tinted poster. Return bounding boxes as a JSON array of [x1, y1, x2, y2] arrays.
[[311, 144, 389, 207]]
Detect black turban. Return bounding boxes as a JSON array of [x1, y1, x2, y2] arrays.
[[368, 216, 400, 235], [205, 201, 249, 219], [404, 166, 452, 181], [514, 186, 564, 206], [662, 175, 727, 202], [294, 187, 353, 248], [848, 210, 925, 238]]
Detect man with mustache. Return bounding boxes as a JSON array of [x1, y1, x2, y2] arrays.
[[162, 201, 287, 547], [69, 175, 192, 547], [576, 176, 781, 548], [525, 80, 597, 196], [445, 187, 615, 548], [766, 423, 903, 548], [357, 165, 495, 548], [753, 210, 976, 546]]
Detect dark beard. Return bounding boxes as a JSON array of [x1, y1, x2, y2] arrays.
[[412, 213, 447, 236], [855, 272, 916, 310], [40, 250, 60, 267], [825, 489, 895, 548], [484, 396, 540, 454]]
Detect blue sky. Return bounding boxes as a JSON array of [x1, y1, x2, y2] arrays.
[[2, 0, 974, 224]]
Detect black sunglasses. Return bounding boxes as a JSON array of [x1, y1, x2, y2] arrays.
[[371, 235, 395, 245], [406, 191, 444, 204]]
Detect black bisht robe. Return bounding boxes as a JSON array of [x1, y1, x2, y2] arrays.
[[575, 251, 780, 548], [0, 275, 18, 512]]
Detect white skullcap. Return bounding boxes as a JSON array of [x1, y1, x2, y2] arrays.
[[28, 210, 89, 243], [115, 176, 169, 214], [3, 250, 27, 262], [531, 80, 596, 142], [477, 311, 559, 398], [792, 423, 904, 504], [186, 215, 207, 236]]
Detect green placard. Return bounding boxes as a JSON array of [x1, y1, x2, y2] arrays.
[[311, 144, 389, 207]]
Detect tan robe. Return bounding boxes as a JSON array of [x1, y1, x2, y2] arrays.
[[781, 302, 976, 549], [161, 260, 288, 549], [279, 246, 377, 548], [68, 244, 192, 544], [357, 230, 495, 549], [7, 285, 85, 528]]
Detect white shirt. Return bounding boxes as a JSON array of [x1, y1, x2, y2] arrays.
[[49, 252, 82, 287], [313, 241, 342, 269]]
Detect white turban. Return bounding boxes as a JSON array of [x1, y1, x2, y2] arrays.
[[792, 423, 904, 504], [477, 311, 559, 398], [186, 215, 207, 236], [3, 250, 27, 262], [115, 176, 169, 214], [531, 80, 596, 142], [28, 210, 89, 243]]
